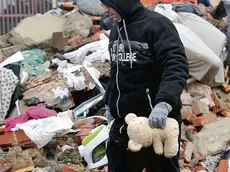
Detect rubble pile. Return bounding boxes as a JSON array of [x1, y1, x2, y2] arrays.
[[0, 0, 230, 172], [179, 81, 230, 171]]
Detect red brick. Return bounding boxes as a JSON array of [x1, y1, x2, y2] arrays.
[[216, 160, 228, 172], [211, 93, 222, 112], [192, 101, 210, 116], [192, 116, 205, 127], [221, 109, 230, 117], [182, 112, 196, 123], [196, 165, 206, 171], [16, 130, 34, 146], [0, 130, 33, 147], [0, 127, 4, 133], [75, 122, 93, 144], [90, 25, 101, 34], [0, 160, 5, 165], [62, 166, 80, 172], [203, 113, 217, 124], [91, 30, 105, 40], [69, 34, 83, 48]]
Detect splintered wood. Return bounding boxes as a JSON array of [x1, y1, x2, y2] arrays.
[[222, 65, 230, 93]]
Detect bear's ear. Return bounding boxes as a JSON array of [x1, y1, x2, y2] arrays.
[[125, 113, 137, 125]]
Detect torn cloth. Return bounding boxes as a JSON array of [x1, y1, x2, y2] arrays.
[[0, 68, 19, 122], [63, 34, 110, 64], [4, 104, 57, 131]]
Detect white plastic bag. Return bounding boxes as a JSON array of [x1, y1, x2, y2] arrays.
[[154, 4, 178, 22], [14, 111, 74, 148], [52, 87, 69, 99], [176, 12, 226, 57], [174, 23, 221, 82], [63, 34, 110, 64]]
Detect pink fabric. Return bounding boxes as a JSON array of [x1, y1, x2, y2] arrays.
[[4, 104, 57, 131]]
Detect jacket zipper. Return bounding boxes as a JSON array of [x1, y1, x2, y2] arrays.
[[116, 27, 123, 118], [146, 88, 153, 111]]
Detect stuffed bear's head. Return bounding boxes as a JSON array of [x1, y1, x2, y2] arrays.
[[125, 113, 153, 150], [125, 113, 138, 125]]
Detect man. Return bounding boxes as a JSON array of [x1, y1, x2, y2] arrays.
[[101, 0, 189, 171]]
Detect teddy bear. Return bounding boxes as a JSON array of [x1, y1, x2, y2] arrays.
[[125, 113, 179, 158]]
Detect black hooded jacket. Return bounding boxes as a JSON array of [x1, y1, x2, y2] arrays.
[[101, 0, 189, 143]]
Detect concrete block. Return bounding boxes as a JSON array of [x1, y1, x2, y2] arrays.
[[187, 82, 212, 97], [181, 90, 193, 105], [182, 112, 196, 123], [203, 113, 218, 124], [181, 106, 193, 114], [193, 117, 230, 157], [192, 116, 205, 127], [192, 101, 210, 116]]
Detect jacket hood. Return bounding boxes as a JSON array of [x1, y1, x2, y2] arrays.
[[100, 0, 143, 20]]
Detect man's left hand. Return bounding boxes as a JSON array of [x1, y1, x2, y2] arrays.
[[148, 102, 172, 129]]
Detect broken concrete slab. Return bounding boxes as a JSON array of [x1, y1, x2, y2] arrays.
[[193, 117, 230, 157], [22, 77, 71, 109], [64, 10, 93, 38], [0, 46, 20, 62], [8, 11, 92, 49], [0, 34, 11, 48], [8, 14, 66, 48]]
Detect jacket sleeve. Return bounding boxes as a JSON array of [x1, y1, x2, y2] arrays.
[[149, 20, 189, 109]]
